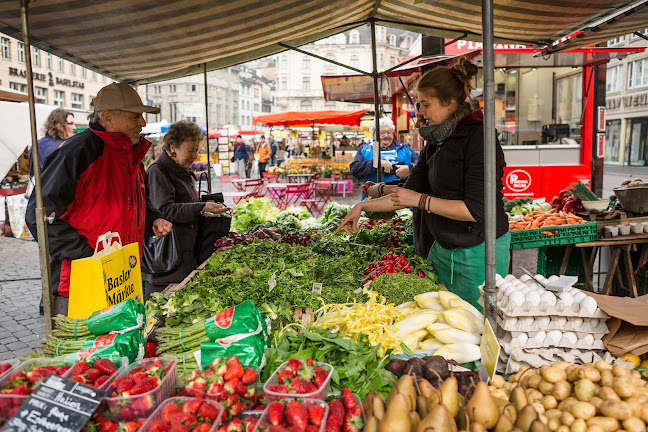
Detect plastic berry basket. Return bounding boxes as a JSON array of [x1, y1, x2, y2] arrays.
[[254, 398, 329, 432], [0, 359, 21, 382], [104, 356, 178, 422], [139, 397, 224, 432], [326, 392, 366, 423], [64, 356, 130, 391], [263, 361, 333, 401]]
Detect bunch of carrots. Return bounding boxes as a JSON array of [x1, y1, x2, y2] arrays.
[[509, 209, 586, 231]]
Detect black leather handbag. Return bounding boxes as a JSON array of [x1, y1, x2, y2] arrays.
[[194, 173, 231, 263], [141, 228, 181, 274]]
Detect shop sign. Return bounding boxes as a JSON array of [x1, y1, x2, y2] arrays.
[[502, 166, 542, 199], [597, 107, 605, 132], [9, 67, 46, 82], [505, 169, 532, 193], [8, 67, 85, 88], [607, 92, 648, 110], [597, 133, 605, 158], [443, 39, 530, 55]]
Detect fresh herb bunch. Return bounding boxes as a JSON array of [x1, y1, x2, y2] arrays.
[[568, 182, 599, 201]]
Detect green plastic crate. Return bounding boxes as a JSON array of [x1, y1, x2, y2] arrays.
[[510, 221, 598, 250], [536, 246, 591, 281]]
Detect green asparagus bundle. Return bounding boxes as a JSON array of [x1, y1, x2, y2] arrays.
[[42, 331, 144, 361], [52, 299, 145, 339]]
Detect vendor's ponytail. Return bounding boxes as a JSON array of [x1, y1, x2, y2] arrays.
[[417, 56, 478, 107]]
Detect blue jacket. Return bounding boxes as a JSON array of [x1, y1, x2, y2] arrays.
[[233, 142, 248, 161], [29, 133, 65, 176], [350, 140, 419, 184]]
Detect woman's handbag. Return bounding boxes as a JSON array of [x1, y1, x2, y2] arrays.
[[195, 172, 230, 263], [141, 228, 181, 274]]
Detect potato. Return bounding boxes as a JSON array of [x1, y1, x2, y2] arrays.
[[642, 404, 648, 423], [544, 366, 568, 384], [554, 361, 570, 370], [556, 426, 570, 432], [570, 418, 587, 432], [532, 402, 546, 415], [559, 397, 578, 412], [574, 379, 595, 402], [527, 388, 544, 404], [492, 374, 505, 389], [622, 417, 646, 432], [571, 402, 596, 420], [599, 370, 613, 388], [597, 387, 620, 401], [624, 398, 643, 418], [539, 365, 549, 375], [594, 361, 612, 372], [599, 400, 632, 420], [545, 409, 562, 419], [579, 367, 600, 383], [583, 426, 604, 432], [560, 411, 575, 426], [548, 417, 561, 431], [566, 366, 581, 383], [491, 388, 508, 400], [611, 363, 628, 377], [585, 416, 619, 432], [588, 397, 603, 413], [539, 380, 555, 396], [553, 380, 572, 401], [528, 373, 544, 389], [612, 377, 634, 398], [542, 395, 558, 410]]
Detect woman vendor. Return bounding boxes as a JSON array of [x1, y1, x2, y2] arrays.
[[337, 57, 510, 309]]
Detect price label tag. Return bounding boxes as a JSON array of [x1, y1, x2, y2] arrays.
[[1, 375, 105, 432], [479, 318, 501, 383], [312, 283, 322, 295], [268, 272, 277, 292]]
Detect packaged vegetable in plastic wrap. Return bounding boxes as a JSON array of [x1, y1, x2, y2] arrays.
[[200, 333, 266, 369], [44, 330, 145, 362], [52, 299, 145, 340]]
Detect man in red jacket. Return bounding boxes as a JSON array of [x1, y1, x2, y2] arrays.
[[26, 83, 172, 316]]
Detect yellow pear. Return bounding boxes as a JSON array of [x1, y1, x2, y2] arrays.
[[494, 397, 517, 422], [510, 385, 529, 412], [417, 395, 429, 419], [470, 422, 486, 432], [494, 413, 514, 432], [379, 393, 411, 432], [456, 406, 470, 431], [418, 378, 435, 398], [418, 403, 458, 432], [440, 375, 459, 417], [529, 419, 549, 432], [410, 411, 421, 432], [364, 415, 378, 432], [397, 374, 417, 411], [426, 389, 442, 412], [372, 394, 385, 420], [514, 404, 538, 432], [465, 381, 500, 429]]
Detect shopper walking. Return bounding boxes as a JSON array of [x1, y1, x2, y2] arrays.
[[256, 135, 271, 178], [29, 108, 76, 175], [269, 135, 278, 167], [232, 135, 248, 178]]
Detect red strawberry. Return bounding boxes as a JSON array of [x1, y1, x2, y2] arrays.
[[148, 420, 171, 432], [211, 361, 228, 377], [119, 406, 136, 421], [129, 376, 160, 395], [241, 368, 257, 385], [234, 380, 248, 395], [94, 375, 109, 388], [197, 401, 220, 422], [277, 370, 294, 385], [161, 401, 183, 422], [129, 366, 143, 375], [10, 384, 30, 395], [267, 401, 284, 425], [222, 394, 240, 408], [244, 384, 257, 399], [71, 361, 89, 376], [193, 424, 212, 432], [284, 359, 302, 373], [267, 427, 289, 432], [297, 364, 315, 382], [146, 358, 162, 373], [313, 368, 328, 388], [56, 365, 71, 376], [343, 405, 363, 432], [328, 400, 344, 427], [184, 378, 207, 397], [169, 411, 197, 427], [308, 404, 325, 426], [223, 379, 239, 395], [305, 426, 319, 432], [223, 363, 244, 382], [182, 398, 202, 414], [229, 401, 246, 417], [114, 378, 135, 394], [206, 382, 223, 396], [27, 367, 50, 385], [40, 365, 57, 374], [131, 372, 147, 384], [71, 375, 87, 384], [120, 421, 140, 432], [340, 388, 357, 410], [288, 378, 317, 394], [266, 384, 288, 394], [168, 426, 190, 432], [287, 427, 302, 432], [0, 363, 11, 375], [94, 359, 118, 375], [84, 368, 102, 383], [130, 394, 155, 416], [306, 358, 313, 366], [325, 415, 340, 432], [285, 400, 308, 430]]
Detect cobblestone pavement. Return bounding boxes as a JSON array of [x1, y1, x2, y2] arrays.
[[0, 237, 44, 360]]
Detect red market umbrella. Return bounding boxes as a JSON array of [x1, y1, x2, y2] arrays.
[[252, 109, 370, 128]]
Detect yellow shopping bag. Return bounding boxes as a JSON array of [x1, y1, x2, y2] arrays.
[[68, 232, 143, 319]]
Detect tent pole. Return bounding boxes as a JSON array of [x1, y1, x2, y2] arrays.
[[482, 0, 498, 327], [370, 20, 382, 182], [203, 63, 212, 192], [21, 0, 53, 334]]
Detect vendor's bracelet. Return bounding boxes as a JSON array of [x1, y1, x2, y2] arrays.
[[378, 184, 384, 197], [418, 194, 427, 210], [426, 195, 432, 213]]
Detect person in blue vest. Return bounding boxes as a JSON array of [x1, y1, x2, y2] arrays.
[[350, 117, 418, 195]]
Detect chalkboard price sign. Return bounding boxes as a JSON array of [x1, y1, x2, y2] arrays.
[[1, 374, 105, 432]]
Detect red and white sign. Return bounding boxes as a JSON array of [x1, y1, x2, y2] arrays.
[[506, 169, 532, 193], [597, 133, 605, 158], [597, 106, 606, 132], [502, 166, 542, 199], [444, 39, 531, 56]]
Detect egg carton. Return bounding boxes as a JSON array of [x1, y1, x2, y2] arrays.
[[497, 347, 614, 375], [499, 331, 605, 350], [497, 315, 609, 334], [495, 296, 608, 319]]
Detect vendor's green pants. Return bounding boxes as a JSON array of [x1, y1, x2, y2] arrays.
[[428, 231, 511, 311]]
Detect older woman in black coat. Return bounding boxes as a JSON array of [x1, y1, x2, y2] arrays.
[[143, 120, 229, 299]]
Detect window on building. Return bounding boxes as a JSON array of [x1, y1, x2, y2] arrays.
[[35, 87, 47, 104], [389, 34, 396, 46], [81, 67, 86, 77], [169, 102, 177, 122], [281, 76, 287, 90], [46, 53, 52, 69], [186, 84, 196, 94], [350, 55, 359, 68], [281, 55, 287, 69], [632, 29, 648, 39], [54, 90, 64, 106], [170, 84, 176, 93], [628, 58, 648, 89], [606, 65, 623, 93], [302, 55, 311, 69], [302, 76, 311, 90], [254, 103, 259, 111], [69, 62, 75, 75], [57, 58, 63, 72], [349, 30, 359, 44], [186, 116, 196, 122], [402, 35, 412, 48], [325, 53, 336, 71], [9, 82, 27, 92], [389, 56, 396, 68], [33, 48, 40, 66], [71, 93, 83, 109], [17, 42, 24, 63], [254, 87, 259, 97], [1, 38, 9, 59], [325, 101, 336, 109], [608, 36, 625, 46], [301, 100, 312, 110]]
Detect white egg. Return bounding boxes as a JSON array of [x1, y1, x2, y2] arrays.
[[548, 275, 560, 282], [536, 275, 549, 283], [589, 319, 599, 328], [563, 331, 578, 345], [533, 331, 546, 344], [584, 334, 594, 345], [547, 330, 562, 345], [505, 274, 516, 282], [526, 291, 541, 307], [572, 317, 584, 327], [496, 279, 505, 288], [520, 287, 532, 296], [540, 291, 557, 307], [573, 292, 587, 303], [552, 316, 567, 327], [504, 286, 517, 296], [581, 296, 598, 315], [559, 292, 574, 307], [517, 333, 528, 344], [507, 317, 518, 327], [536, 316, 551, 327], [510, 291, 525, 307], [535, 287, 546, 295], [496, 274, 503, 280], [519, 274, 531, 282], [513, 280, 525, 287]]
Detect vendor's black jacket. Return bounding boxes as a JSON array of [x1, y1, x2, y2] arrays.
[[404, 110, 508, 250]]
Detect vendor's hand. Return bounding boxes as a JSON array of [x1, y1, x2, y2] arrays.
[[415, 115, 427, 129], [335, 204, 363, 234], [380, 160, 393, 174], [152, 218, 172, 237], [203, 201, 230, 214], [366, 184, 381, 199], [361, 181, 375, 197], [390, 188, 422, 209], [395, 165, 410, 177]]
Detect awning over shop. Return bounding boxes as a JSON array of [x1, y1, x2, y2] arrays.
[[1, 1, 647, 85], [253, 109, 370, 127]]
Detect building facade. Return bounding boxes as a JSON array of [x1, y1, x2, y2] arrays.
[[604, 29, 648, 166], [0, 33, 110, 121], [273, 24, 417, 112]]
